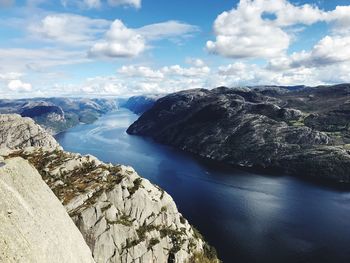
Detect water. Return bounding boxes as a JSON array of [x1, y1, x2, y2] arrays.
[[56, 109, 350, 263]]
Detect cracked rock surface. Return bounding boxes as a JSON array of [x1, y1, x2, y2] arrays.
[[0, 156, 95, 263], [6, 147, 217, 263], [0, 113, 219, 263], [0, 114, 59, 149]]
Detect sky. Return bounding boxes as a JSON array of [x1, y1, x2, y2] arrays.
[[1, 0, 350, 98]]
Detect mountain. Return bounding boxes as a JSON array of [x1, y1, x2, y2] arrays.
[[0, 114, 219, 263], [127, 85, 350, 184], [122, 95, 159, 114], [0, 98, 118, 134]]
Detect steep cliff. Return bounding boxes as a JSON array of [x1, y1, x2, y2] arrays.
[[0, 155, 95, 263], [127, 86, 350, 183], [0, 113, 218, 263], [5, 147, 218, 263]]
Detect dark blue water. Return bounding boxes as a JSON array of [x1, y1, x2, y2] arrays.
[[56, 109, 350, 263]]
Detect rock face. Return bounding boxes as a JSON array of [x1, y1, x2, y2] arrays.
[[0, 156, 95, 263], [0, 114, 218, 263], [0, 114, 59, 149], [127, 86, 350, 183], [6, 147, 217, 263]]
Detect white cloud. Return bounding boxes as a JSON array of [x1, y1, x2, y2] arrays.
[[84, 0, 101, 8], [266, 35, 350, 70], [0, 72, 23, 80], [161, 65, 210, 78], [107, 0, 141, 8], [206, 0, 290, 59], [89, 20, 199, 58], [186, 58, 206, 67], [206, 0, 350, 59], [291, 35, 350, 67], [118, 66, 164, 79], [137, 20, 199, 40], [29, 14, 109, 45], [0, 48, 89, 72], [7, 79, 32, 92], [89, 20, 145, 58], [61, 0, 141, 9]]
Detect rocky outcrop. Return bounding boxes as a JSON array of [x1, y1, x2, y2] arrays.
[[4, 147, 218, 263], [127, 86, 350, 183], [0, 155, 95, 263], [0, 114, 59, 149]]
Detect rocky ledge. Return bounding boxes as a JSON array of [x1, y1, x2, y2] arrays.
[[127, 86, 350, 183]]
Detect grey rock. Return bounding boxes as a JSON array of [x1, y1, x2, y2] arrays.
[[8, 147, 218, 263], [0, 114, 59, 150], [0, 156, 95, 263], [127, 86, 350, 183]]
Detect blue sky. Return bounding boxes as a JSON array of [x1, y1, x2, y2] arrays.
[[1, 0, 350, 98]]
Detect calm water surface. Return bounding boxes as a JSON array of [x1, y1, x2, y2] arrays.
[[56, 109, 350, 263]]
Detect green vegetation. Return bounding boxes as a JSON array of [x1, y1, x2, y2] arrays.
[[191, 225, 203, 240], [187, 252, 220, 263], [288, 115, 307, 127], [148, 238, 160, 250], [127, 178, 143, 196], [107, 213, 134, 227]]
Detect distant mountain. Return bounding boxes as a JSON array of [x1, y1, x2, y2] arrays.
[[0, 98, 118, 134], [128, 84, 350, 184], [121, 95, 160, 114]]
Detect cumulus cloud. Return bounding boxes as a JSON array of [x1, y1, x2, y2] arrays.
[[89, 20, 145, 58], [267, 35, 350, 70], [291, 35, 350, 67], [206, 0, 350, 59], [7, 79, 32, 91], [206, 0, 289, 58], [29, 14, 109, 45], [89, 19, 199, 58]]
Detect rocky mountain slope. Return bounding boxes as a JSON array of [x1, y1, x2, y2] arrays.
[[0, 114, 59, 149], [0, 114, 218, 263], [0, 98, 118, 134], [121, 95, 159, 114], [127, 85, 350, 183], [0, 155, 95, 263]]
